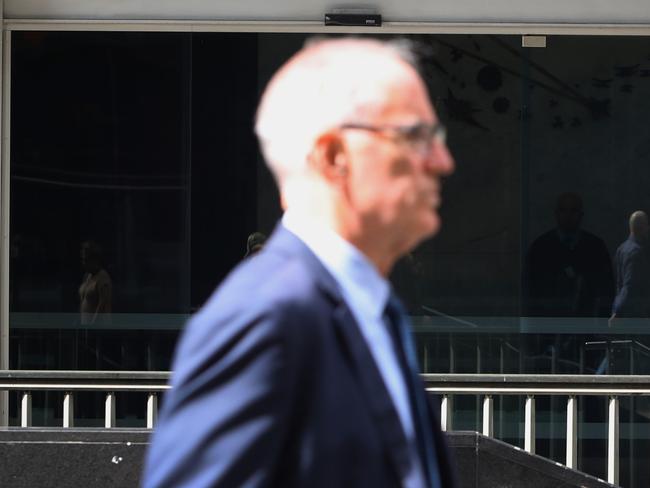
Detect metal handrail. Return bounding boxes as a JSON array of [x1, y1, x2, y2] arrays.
[[423, 373, 648, 485], [423, 373, 650, 394], [0, 371, 642, 486], [0, 370, 170, 430], [0, 370, 171, 391]]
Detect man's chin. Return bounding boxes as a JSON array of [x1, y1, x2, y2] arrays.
[[421, 213, 441, 239], [403, 217, 439, 252]]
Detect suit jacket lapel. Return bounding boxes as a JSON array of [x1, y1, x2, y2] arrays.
[[266, 224, 413, 482], [331, 302, 413, 483]]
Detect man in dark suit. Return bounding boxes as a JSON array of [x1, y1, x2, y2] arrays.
[[525, 192, 614, 318], [144, 37, 456, 487]]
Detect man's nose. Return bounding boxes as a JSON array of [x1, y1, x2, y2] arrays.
[[425, 140, 455, 176]]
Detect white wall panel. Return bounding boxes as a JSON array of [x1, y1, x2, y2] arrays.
[[5, 0, 650, 24]]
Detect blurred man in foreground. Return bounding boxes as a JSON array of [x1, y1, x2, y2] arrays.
[[144, 37, 456, 488]]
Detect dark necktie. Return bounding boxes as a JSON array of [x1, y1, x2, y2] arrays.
[[384, 294, 442, 488]]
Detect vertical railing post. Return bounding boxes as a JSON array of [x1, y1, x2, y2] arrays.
[[524, 395, 535, 454], [20, 391, 32, 427], [608, 396, 619, 485], [0, 26, 11, 429], [105, 392, 116, 428], [147, 392, 158, 429], [499, 342, 505, 440], [566, 395, 577, 469], [482, 395, 494, 437], [440, 395, 452, 432], [63, 392, 74, 428]]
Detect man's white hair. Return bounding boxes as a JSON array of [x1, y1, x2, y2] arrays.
[[254, 37, 419, 191]]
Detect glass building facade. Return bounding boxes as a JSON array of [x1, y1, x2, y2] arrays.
[[6, 30, 650, 486]]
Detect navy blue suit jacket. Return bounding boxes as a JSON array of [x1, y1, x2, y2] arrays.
[[144, 225, 456, 487]]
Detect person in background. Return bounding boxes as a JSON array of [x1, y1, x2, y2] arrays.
[[525, 192, 614, 318], [244, 231, 267, 257], [610, 210, 650, 325], [79, 240, 112, 325]]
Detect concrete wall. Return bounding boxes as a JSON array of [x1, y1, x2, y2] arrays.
[[0, 429, 614, 488]]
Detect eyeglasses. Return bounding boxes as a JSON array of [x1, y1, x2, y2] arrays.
[[339, 121, 447, 156]]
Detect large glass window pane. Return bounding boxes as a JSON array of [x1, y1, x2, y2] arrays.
[[8, 30, 650, 486], [10, 32, 192, 425], [9, 30, 272, 426], [523, 35, 650, 487]]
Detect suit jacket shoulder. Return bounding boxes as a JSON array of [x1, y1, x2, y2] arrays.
[[144, 225, 456, 488]]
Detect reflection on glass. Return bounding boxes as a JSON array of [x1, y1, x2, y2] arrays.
[[7, 31, 650, 486], [525, 192, 614, 318], [612, 211, 650, 322], [244, 232, 267, 258], [79, 240, 112, 325]]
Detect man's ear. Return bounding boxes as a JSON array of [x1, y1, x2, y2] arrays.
[[309, 131, 348, 183]]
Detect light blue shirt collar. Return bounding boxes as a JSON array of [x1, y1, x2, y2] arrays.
[[282, 210, 426, 488], [282, 210, 389, 321]]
